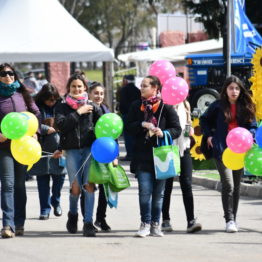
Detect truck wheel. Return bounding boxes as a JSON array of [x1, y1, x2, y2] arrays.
[[191, 88, 220, 114]]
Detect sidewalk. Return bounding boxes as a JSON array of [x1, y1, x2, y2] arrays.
[[0, 139, 261, 262]]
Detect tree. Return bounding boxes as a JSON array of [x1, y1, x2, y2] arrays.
[[59, 0, 182, 58], [183, 0, 226, 39]]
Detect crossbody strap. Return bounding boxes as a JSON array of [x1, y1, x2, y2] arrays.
[[156, 103, 165, 146]]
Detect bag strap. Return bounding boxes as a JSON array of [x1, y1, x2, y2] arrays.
[[158, 130, 173, 146], [156, 103, 164, 146]]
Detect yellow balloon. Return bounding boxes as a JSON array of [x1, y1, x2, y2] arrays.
[[21, 111, 39, 136], [222, 147, 245, 170], [11, 136, 42, 170]]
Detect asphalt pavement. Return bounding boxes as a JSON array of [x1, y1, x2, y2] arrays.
[[0, 140, 262, 262]]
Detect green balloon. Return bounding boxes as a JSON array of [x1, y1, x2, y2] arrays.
[[244, 145, 262, 176], [95, 113, 123, 139], [1, 112, 28, 139]]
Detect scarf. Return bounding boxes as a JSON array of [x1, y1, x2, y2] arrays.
[[140, 96, 161, 126], [0, 81, 20, 97], [66, 92, 88, 110]]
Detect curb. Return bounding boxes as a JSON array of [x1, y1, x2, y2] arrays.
[[192, 176, 262, 199]]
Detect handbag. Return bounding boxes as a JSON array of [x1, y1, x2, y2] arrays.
[[103, 183, 118, 208], [200, 134, 213, 160], [108, 164, 130, 192], [153, 130, 181, 180], [88, 158, 111, 184]]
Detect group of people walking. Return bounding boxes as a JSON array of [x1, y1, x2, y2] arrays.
[[0, 63, 257, 239]]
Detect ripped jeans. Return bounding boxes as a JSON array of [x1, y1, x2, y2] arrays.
[[65, 147, 94, 223]]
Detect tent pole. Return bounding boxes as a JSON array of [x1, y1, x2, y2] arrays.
[[226, 0, 232, 76]]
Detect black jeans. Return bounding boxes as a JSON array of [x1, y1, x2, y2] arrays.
[[162, 148, 194, 223]]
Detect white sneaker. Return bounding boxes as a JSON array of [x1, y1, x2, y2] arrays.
[[135, 222, 150, 238], [150, 222, 164, 237], [225, 220, 238, 233]]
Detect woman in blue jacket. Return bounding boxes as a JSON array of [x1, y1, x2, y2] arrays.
[[200, 75, 257, 233], [29, 83, 66, 220]]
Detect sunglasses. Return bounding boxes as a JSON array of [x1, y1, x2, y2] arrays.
[[0, 71, 15, 77]]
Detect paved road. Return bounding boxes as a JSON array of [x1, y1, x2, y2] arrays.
[[1, 143, 262, 262]]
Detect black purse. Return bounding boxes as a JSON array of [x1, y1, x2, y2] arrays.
[[200, 135, 213, 160]]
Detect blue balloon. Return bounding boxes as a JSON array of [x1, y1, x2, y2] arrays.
[[255, 126, 262, 148], [91, 137, 119, 163]]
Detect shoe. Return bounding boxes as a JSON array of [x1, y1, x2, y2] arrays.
[[83, 222, 96, 237], [161, 220, 173, 232], [94, 220, 111, 232], [135, 222, 150, 238], [39, 214, 49, 220], [1, 226, 15, 238], [225, 220, 238, 233], [66, 212, 78, 233], [54, 206, 62, 217], [187, 219, 202, 233], [15, 226, 24, 236], [150, 222, 164, 237]]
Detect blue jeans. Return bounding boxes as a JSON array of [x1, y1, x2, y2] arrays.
[[136, 170, 166, 224], [0, 149, 27, 231], [36, 174, 65, 216], [65, 147, 94, 223]]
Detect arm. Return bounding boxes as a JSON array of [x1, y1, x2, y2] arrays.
[[164, 105, 182, 140]]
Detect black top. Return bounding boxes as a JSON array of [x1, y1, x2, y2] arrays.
[[126, 100, 182, 173]]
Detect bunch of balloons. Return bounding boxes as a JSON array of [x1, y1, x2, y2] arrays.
[[91, 113, 123, 163], [149, 60, 189, 105], [0, 111, 41, 170], [222, 126, 262, 176]]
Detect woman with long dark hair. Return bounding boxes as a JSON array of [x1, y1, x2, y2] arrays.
[[0, 63, 40, 238], [29, 83, 66, 220], [200, 75, 257, 233]]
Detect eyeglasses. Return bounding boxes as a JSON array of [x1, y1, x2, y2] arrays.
[[0, 71, 15, 77]]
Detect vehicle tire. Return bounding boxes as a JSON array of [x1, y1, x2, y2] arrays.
[[191, 88, 220, 115]]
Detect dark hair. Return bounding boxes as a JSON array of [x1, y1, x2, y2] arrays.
[[220, 75, 256, 123], [88, 81, 105, 93], [0, 63, 33, 110], [123, 74, 135, 81], [66, 73, 88, 94], [34, 83, 60, 106], [145, 75, 162, 92]]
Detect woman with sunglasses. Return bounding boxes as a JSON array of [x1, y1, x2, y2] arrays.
[[29, 83, 66, 221], [0, 63, 41, 238]]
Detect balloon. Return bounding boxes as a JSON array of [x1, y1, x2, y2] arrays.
[[162, 77, 189, 105], [21, 111, 39, 136], [91, 137, 119, 163], [226, 127, 253, 153], [11, 136, 42, 170], [244, 145, 262, 176], [95, 113, 123, 139], [0, 112, 28, 139], [222, 147, 245, 170], [148, 60, 176, 85], [255, 126, 262, 148]]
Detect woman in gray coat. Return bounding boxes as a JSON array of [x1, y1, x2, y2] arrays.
[[29, 83, 66, 220]]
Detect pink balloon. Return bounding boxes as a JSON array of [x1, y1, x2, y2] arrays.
[[148, 60, 176, 85], [161, 77, 189, 105], [226, 127, 253, 153]]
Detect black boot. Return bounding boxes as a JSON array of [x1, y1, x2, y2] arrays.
[[66, 212, 78, 233]]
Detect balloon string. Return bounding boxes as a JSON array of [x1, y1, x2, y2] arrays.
[[42, 151, 54, 155], [73, 153, 91, 180]]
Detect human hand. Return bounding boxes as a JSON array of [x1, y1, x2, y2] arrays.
[[207, 136, 213, 148], [142, 121, 155, 130], [47, 127, 56, 134], [0, 133, 7, 143], [77, 104, 93, 115], [53, 150, 63, 159], [113, 159, 118, 167], [152, 127, 163, 137]]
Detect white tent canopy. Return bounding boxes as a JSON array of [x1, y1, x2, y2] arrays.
[[118, 38, 223, 65], [0, 0, 114, 62]]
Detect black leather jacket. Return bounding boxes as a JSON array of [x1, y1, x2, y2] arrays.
[[55, 101, 102, 150]]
